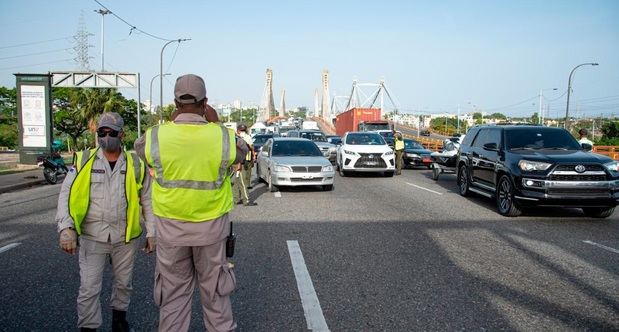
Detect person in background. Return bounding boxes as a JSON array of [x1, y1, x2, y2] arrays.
[[56, 112, 156, 332], [578, 128, 594, 148], [393, 130, 405, 175]]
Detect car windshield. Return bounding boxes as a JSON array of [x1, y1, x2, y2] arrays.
[[271, 140, 323, 157], [505, 128, 581, 150], [328, 137, 342, 144], [299, 132, 326, 142], [404, 140, 424, 149], [346, 133, 386, 145], [253, 135, 272, 144], [378, 131, 394, 138]]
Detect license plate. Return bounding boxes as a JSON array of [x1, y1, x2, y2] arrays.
[[422, 158, 432, 163], [366, 161, 379, 166]]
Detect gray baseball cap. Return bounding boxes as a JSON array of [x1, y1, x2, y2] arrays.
[[97, 112, 124, 131], [174, 74, 207, 104]]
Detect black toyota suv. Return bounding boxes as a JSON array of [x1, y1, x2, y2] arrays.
[[456, 125, 619, 217]]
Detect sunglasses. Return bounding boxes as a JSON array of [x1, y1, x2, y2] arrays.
[[97, 129, 120, 138]]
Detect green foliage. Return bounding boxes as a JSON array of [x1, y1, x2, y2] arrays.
[[226, 108, 258, 126], [530, 112, 539, 124], [601, 121, 619, 139], [430, 117, 459, 135], [489, 112, 507, 120], [0, 87, 17, 148]]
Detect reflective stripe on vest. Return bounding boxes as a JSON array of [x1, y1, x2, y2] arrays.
[[68, 148, 144, 242], [149, 124, 231, 190], [395, 139, 404, 151]]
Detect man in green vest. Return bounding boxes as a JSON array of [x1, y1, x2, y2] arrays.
[[55, 112, 156, 332], [134, 74, 248, 332], [394, 130, 405, 175]]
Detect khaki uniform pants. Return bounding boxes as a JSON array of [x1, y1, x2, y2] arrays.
[[77, 238, 137, 329], [155, 239, 236, 332], [232, 171, 250, 204], [395, 150, 404, 174], [242, 161, 253, 188]]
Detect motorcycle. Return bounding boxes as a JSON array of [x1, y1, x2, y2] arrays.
[[37, 142, 69, 184]]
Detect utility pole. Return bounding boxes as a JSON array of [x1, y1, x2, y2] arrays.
[[94, 9, 111, 71], [457, 104, 461, 133], [565, 62, 598, 129]]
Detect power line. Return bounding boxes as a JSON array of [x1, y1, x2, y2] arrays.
[[165, 42, 180, 73], [93, 0, 175, 42], [0, 48, 72, 60], [0, 58, 74, 71], [0, 36, 72, 50]]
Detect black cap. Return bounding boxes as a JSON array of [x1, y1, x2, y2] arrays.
[[237, 123, 247, 131]]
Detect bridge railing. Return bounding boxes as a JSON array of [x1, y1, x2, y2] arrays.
[[592, 146, 619, 160], [311, 117, 336, 135]]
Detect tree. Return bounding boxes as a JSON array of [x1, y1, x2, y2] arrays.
[[0, 87, 17, 148], [530, 112, 539, 124], [489, 112, 507, 120]]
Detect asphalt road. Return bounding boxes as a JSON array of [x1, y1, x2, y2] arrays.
[[0, 168, 617, 331]]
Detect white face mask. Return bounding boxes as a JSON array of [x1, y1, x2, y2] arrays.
[[98, 136, 122, 152]]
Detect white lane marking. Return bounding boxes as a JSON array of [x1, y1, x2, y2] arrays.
[[274, 191, 282, 198], [286, 240, 330, 332], [0, 242, 21, 254], [406, 182, 443, 195], [582, 240, 619, 254]]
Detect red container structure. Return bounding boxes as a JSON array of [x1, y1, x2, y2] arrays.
[[335, 108, 382, 136]]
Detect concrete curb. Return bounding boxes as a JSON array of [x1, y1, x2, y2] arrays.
[[0, 179, 49, 194]]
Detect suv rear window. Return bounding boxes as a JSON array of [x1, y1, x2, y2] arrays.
[[505, 127, 581, 150]]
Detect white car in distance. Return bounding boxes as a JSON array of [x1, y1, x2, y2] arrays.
[[336, 132, 396, 177]]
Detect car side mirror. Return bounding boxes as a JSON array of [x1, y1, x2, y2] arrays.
[[581, 143, 592, 152], [483, 142, 498, 151]]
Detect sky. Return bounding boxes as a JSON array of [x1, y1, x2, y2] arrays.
[[1, 0, 618, 118]]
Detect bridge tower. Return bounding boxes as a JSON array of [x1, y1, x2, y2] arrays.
[[279, 88, 286, 117], [321, 69, 331, 120], [259, 68, 276, 121]]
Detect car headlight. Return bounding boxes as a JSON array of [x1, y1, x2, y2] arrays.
[[406, 153, 420, 158], [322, 165, 334, 172], [604, 161, 619, 173], [343, 149, 358, 156], [274, 165, 292, 172], [518, 160, 552, 171], [383, 151, 394, 156]]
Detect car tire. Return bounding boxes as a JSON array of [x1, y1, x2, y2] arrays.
[[431, 166, 440, 181], [268, 172, 278, 192], [582, 207, 615, 218], [256, 164, 266, 183], [496, 175, 522, 217], [322, 184, 334, 191], [457, 165, 470, 196], [384, 171, 394, 177], [338, 164, 347, 177]]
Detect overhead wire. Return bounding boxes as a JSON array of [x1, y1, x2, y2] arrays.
[[0, 48, 73, 60], [93, 0, 174, 42], [0, 36, 73, 50], [0, 58, 74, 71]]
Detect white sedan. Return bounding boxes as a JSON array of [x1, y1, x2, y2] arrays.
[[336, 132, 395, 177], [256, 138, 335, 192]]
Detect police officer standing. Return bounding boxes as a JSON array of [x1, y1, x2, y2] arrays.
[[56, 112, 156, 332], [134, 74, 248, 331], [394, 130, 405, 175], [236, 123, 255, 189]]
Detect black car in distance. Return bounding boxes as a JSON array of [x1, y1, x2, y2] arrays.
[[456, 125, 618, 217]]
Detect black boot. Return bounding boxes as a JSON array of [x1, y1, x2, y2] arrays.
[[112, 309, 131, 332], [80, 328, 96, 332]]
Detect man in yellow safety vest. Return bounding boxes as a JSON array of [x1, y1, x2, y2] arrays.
[[56, 112, 156, 332], [134, 74, 248, 331], [394, 130, 405, 175]]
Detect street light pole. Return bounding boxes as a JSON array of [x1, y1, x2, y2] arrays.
[[94, 9, 111, 71], [565, 62, 598, 129], [160, 38, 191, 123], [150, 73, 171, 119]]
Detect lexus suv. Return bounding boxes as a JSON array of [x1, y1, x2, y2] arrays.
[[336, 131, 395, 177], [457, 125, 618, 217]]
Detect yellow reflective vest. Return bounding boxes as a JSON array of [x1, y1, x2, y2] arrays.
[[68, 148, 145, 243], [144, 122, 236, 222], [395, 138, 405, 151]]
